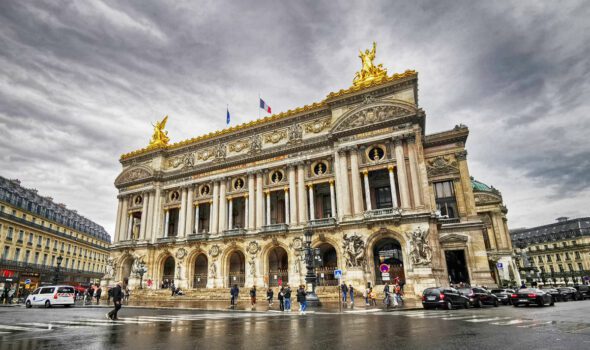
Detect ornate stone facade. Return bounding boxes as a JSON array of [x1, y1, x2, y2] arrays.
[[110, 52, 505, 300]]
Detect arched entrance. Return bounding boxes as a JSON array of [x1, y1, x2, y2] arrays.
[[373, 238, 405, 285], [228, 251, 245, 287], [120, 256, 133, 281], [193, 254, 208, 288], [162, 256, 175, 288], [267, 247, 288, 287], [316, 243, 338, 286]]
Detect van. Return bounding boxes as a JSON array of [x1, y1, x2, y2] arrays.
[[25, 285, 76, 308]]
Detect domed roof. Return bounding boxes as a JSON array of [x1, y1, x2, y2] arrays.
[[471, 177, 493, 192]]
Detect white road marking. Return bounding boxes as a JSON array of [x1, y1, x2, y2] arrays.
[[465, 317, 511, 323], [0, 324, 44, 332], [491, 319, 527, 326]]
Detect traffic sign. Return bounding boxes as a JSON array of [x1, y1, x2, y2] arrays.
[[380, 264, 390, 273], [496, 263, 503, 270], [24, 279, 31, 285], [381, 272, 390, 277], [334, 269, 342, 279]]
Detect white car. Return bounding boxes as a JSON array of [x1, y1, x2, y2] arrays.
[[25, 285, 76, 308]]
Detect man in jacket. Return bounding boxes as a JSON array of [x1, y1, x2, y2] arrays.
[[297, 285, 307, 315], [284, 285, 292, 311], [106, 281, 124, 320], [230, 284, 239, 308], [95, 285, 102, 305], [341, 283, 348, 303]]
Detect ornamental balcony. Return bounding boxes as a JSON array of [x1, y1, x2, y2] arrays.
[[261, 223, 289, 233], [308, 217, 337, 228], [156, 236, 177, 244], [223, 228, 247, 237], [187, 232, 209, 241], [363, 207, 403, 221]]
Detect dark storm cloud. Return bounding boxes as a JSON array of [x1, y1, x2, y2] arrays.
[[0, 0, 588, 233]]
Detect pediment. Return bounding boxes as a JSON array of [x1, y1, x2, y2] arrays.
[[474, 192, 502, 205], [115, 165, 153, 186], [439, 233, 469, 244], [331, 100, 417, 133]]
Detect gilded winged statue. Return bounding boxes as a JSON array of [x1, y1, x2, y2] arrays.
[[353, 42, 388, 86], [149, 115, 170, 148]]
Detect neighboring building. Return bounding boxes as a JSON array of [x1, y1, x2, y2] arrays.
[[109, 45, 506, 299], [471, 178, 520, 286], [0, 176, 111, 294], [511, 217, 590, 285]]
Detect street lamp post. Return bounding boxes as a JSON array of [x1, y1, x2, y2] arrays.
[[53, 255, 63, 285], [303, 228, 321, 307], [138, 262, 147, 289]]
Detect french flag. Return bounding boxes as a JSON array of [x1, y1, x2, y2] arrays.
[[259, 98, 271, 114]]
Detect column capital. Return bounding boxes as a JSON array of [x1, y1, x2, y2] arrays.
[[329, 179, 335, 185], [264, 189, 270, 196], [337, 148, 347, 155], [392, 137, 404, 146], [387, 164, 395, 172], [284, 187, 289, 192], [244, 193, 249, 198], [307, 183, 314, 189], [406, 134, 416, 144], [362, 169, 369, 176], [455, 150, 468, 160]]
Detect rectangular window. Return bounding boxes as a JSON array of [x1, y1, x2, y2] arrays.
[[556, 254, 561, 262], [575, 251, 581, 259], [18, 230, 24, 242], [45, 238, 50, 247], [7, 227, 13, 240], [24, 250, 30, 263], [578, 263, 584, 271], [558, 265, 564, 272], [434, 181, 458, 218], [51, 256, 55, 266], [565, 252, 571, 260], [37, 235, 42, 246], [14, 248, 21, 261], [546, 255, 552, 262], [538, 256, 543, 263], [2, 246, 9, 259], [43, 254, 48, 265], [544, 245, 548, 250], [540, 266, 545, 273], [28, 232, 33, 243], [34, 252, 39, 264], [568, 263, 573, 272]]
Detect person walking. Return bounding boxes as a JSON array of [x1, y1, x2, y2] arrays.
[[267, 288, 274, 306], [383, 283, 391, 309], [284, 285, 292, 311], [297, 285, 307, 315], [278, 286, 285, 311], [369, 288, 377, 306], [349, 284, 355, 305], [341, 283, 348, 304], [364, 286, 370, 306], [95, 285, 102, 305], [170, 283, 176, 297], [107, 286, 113, 305], [250, 286, 257, 310], [106, 281, 123, 320], [230, 284, 239, 308]]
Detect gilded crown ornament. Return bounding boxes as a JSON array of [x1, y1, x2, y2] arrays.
[[148, 115, 170, 148], [353, 42, 388, 86]]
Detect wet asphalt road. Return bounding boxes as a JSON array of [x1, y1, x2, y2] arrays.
[[0, 301, 589, 350]]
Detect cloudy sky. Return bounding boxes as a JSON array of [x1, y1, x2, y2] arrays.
[[1, 1, 589, 237]]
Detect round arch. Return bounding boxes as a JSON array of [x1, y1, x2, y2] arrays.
[[365, 227, 410, 287], [330, 99, 418, 134], [313, 241, 339, 286], [266, 246, 289, 287], [191, 254, 208, 288], [224, 250, 245, 288], [161, 255, 175, 288], [117, 254, 134, 282]]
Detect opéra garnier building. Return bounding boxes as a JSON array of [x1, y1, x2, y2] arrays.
[[109, 44, 514, 297]]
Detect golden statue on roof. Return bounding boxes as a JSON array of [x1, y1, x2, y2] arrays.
[[353, 42, 388, 86], [148, 115, 170, 148]]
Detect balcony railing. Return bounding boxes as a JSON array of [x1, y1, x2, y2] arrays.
[[157, 236, 177, 243], [223, 228, 247, 237], [187, 232, 208, 241], [363, 207, 403, 220], [308, 217, 336, 228], [261, 223, 289, 233], [438, 217, 460, 224]]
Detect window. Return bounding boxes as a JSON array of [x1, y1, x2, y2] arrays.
[[434, 181, 458, 218], [562, 242, 567, 247], [7, 227, 13, 240], [24, 250, 30, 263], [14, 248, 21, 261], [2, 246, 9, 259], [538, 256, 543, 263], [575, 251, 581, 259], [540, 266, 545, 273], [558, 265, 564, 272], [565, 252, 571, 260], [34, 252, 39, 264], [556, 254, 561, 262], [43, 254, 48, 265], [578, 263, 584, 271], [18, 230, 24, 242], [51, 256, 55, 266], [544, 245, 548, 250], [28, 233, 33, 243], [549, 265, 555, 273], [45, 238, 50, 247], [568, 264, 573, 272], [37, 235, 42, 246], [546, 255, 552, 262]]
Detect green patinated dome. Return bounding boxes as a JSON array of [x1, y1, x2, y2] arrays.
[[471, 177, 494, 192]]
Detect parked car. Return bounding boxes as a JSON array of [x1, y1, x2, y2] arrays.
[[541, 287, 560, 301], [458, 287, 499, 308], [422, 287, 470, 310], [490, 289, 515, 305], [510, 288, 554, 307], [573, 285, 590, 300], [25, 285, 76, 308], [557, 287, 582, 301]]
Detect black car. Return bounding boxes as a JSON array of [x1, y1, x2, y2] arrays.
[[422, 287, 470, 310], [458, 287, 500, 308], [541, 287, 560, 301], [511, 288, 554, 307], [574, 285, 590, 300], [557, 287, 581, 301], [491, 289, 515, 305]]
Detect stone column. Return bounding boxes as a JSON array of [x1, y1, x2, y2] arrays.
[[333, 151, 343, 220], [139, 193, 149, 239], [288, 165, 298, 224], [349, 147, 363, 215], [151, 187, 161, 242], [164, 209, 170, 237], [114, 197, 123, 243], [185, 187, 194, 235], [244, 195, 249, 229], [407, 135, 422, 207], [218, 180, 227, 232], [208, 200, 214, 233], [308, 184, 315, 221], [329, 179, 337, 218], [256, 172, 264, 228], [248, 173, 256, 230], [194, 204, 199, 234], [126, 213, 133, 240], [338, 149, 352, 216], [394, 138, 411, 208], [284, 188, 290, 225], [387, 165, 399, 207], [297, 164, 308, 224], [177, 187, 187, 237], [362, 170, 372, 211], [228, 198, 233, 230], [118, 197, 128, 242], [456, 151, 477, 217], [265, 190, 271, 226], [211, 181, 220, 234]]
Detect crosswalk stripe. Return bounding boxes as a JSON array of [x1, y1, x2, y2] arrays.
[[441, 315, 480, 320], [0, 324, 43, 331], [491, 319, 527, 326], [465, 317, 511, 323], [517, 321, 552, 328]]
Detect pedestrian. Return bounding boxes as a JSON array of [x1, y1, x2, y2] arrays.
[[230, 284, 239, 308], [383, 283, 391, 308], [124, 286, 130, 303], [369, 288, 377, 306], [394, 284, 403, 306], [170, 283, 176, 297], [107, 287, 113, 305], [106, 280, 124, 320], [349, 284, 355, 305], [95, 285, 102, 305], [250, 286, 257, 309], [85, 286, 92, 305], [267, 288, 274, 306], [341, 283, 348, 304], [364, 286, 370, 306], [520, 282, 526, 289], [7, 288, 15, 304], [278, 286, 285, 311], [284, 285, 292, 311], [297, 285, 307, 315]]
